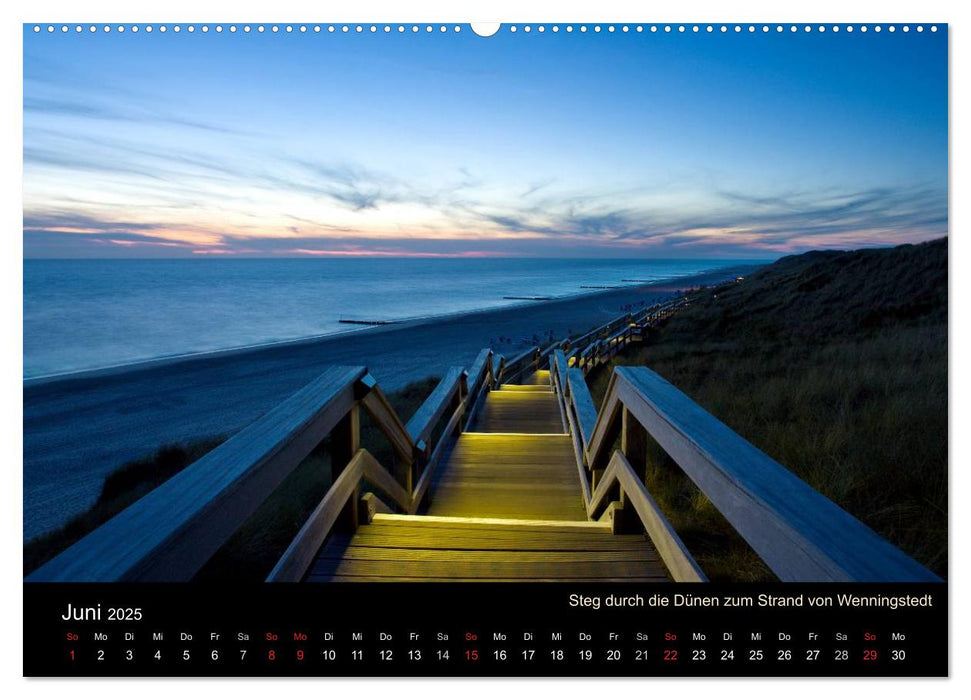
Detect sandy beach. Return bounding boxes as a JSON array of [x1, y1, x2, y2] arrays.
[[23, 265, 755, 540]]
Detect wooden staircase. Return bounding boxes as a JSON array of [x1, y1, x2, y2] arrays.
[[308, 369, 669, 582]]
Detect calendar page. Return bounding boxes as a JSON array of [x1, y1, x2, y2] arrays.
[[22, 20, 948, 678]]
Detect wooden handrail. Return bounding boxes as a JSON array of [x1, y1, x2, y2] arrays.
[[551, 350, 591, 507], [466, 348, 493, 400], [405, 366, 466, 449], [552, 347, 700, 581], [27, 366, 368, 582], [412, 391, 467, 511], [566, 368, 599, 449], [552, 349, 569, 396], [464, 350, 493, 431], [569, 313, 631, 350], [581, 367, 941, 582], [500, 345, 540, 385]]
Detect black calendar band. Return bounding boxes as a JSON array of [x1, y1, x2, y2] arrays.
[[24, 582, 947, 677]]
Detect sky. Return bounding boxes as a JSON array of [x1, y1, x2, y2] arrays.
[[23, 24, 948, 258]]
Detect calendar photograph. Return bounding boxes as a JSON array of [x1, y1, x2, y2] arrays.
[[22, 21, 948, 677]]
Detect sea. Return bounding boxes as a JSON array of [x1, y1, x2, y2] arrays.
[[23, 257, 763, 380]]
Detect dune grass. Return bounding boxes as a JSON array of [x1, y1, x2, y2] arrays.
[[24, 377, 440, 579], [587, 238, 947, 581]]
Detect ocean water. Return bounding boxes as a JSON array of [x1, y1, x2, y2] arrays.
[[23, 258, 757, 378]]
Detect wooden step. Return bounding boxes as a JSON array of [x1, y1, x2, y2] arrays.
[[471, 391, 564, 433], [522, 369, 552, 386], [307, 514, 669, 582], [498, 384, 553, 392], [427, 434, 585, 521]]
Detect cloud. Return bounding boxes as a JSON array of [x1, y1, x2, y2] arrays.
[[22, 121, 947, 258], [24, 96, 238, 134], [23, 229, 197, 257], [460, 182, 947, 254], [24, 210, 174, 234], [521, 178, 555, 198], [23, 176, 947, 258]]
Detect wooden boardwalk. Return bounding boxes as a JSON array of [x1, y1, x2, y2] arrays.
[[309, 369, 668, 582], [29, 298, 941, 584]]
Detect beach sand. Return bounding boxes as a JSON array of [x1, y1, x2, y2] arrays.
[[23, 265, 755, 539]]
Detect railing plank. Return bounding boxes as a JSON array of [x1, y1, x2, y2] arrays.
[[586, 452, 618, 515], [570, 313, 630, 350], [566, 368, 598, 452], [587, 382, 622, 470], [552, 350, 591, 504], [28, 366, 368, 582], [411, 399, 466, 513], [405, 366, 465, 447], [466, 348, 492, 403], [539, 340, 561, 363], [612, 366, 940, 582], [266, 449, 369, 582], [492, 354, 506, 387], [578, 339, 599, 366], [608, 451, 707, 583], [501, 346, 540, 383], [359, 374, 413, 462], [553, 349, 569, 396], [361, 451, 413, 512]]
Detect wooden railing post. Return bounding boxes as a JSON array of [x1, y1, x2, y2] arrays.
[[408, 443, 426, 500], [621, 406, 648, 477], [615, 406, 649, 533], [330, 404, 360, 533], [458, 371, 469, 428], [410, 441, 425, 487]]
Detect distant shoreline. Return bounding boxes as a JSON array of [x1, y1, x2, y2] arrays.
[[23, 265, 746, 389]]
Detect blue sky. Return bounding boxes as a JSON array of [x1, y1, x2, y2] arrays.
[[23, 24, 948, 258]]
